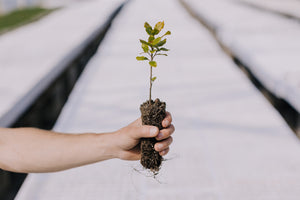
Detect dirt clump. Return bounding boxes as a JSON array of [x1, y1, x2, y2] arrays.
[[140, 98, 166, 173]]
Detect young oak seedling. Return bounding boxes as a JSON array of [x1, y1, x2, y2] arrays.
[[136, 21, 171, 102], [136, 21, 171, 174]]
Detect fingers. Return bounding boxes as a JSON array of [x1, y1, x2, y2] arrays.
[[159, 147, 169, 156], [162, 111, 172, 128], [155, 136, 173, 152], [156, 124, 175, 141], [130, 126, 159, 139]]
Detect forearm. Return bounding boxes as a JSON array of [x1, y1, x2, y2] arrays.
[[0, 128, 117, 173]]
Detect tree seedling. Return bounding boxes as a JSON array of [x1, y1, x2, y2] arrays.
[[136, 21, 171, 102], [136, 21, 171, 174]]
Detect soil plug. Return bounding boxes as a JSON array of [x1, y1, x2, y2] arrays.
[[136, 21, 171, 173]]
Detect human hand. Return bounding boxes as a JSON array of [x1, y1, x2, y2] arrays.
[[112, 112, 175, 160]]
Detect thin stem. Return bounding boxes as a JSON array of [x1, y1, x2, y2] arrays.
[[149, 52, 154, 102], [149, 65, 152, 102]]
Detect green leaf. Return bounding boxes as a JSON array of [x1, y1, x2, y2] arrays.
[[149, 61, 157, 67], [155, 38, 167, 47], [151, 77, 157, 82], [154, 21, 164, 32], [142, 44, 149, 53], [152, 21, 165, 35], [159, 47, 169, 51], [152, 29, 160, 35], [150, 50, 156, 54], [146, 27, 152, 35], [163, 31, 171, 36], [136, 56, 148, 61], [144, 22, 153, 35], [148, 35, 155, 42], [144, 22, 152, 29], [157, 53, 168, 56], [140, 39, 152, 46], [152, 37, 161, 45]]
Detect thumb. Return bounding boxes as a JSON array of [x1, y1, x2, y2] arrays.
[[131, 126, 159, 139]]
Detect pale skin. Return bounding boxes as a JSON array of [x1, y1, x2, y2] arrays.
[[0, 112, 174, 173]]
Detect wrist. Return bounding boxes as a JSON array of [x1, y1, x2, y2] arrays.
[[106, 131, 124, 159], [94, 132, 119, 160]]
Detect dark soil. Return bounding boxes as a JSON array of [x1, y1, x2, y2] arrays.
[[140, 98, 166, 173]]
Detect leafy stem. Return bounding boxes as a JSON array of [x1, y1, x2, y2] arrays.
[[136, 21, 171, 102], [149, 59, 153, 102]]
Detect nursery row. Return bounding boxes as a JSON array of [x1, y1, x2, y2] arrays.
[[0, 1, 125, 199], [239, 0, 300, 20], [0, 0, 125, 128], [182, 0, 300, 132], [16, 0, 300, 199]]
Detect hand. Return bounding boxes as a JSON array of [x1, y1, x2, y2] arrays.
[[112, 112, 175, 160]]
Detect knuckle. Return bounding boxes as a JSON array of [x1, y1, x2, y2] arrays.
[[162, 126, 171, 134], [168, 137, 173, 145], [168, 125, 175, 134]]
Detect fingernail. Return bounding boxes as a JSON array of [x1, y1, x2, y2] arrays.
[[150, 127, 158, 136], [163, 120, 169, 127], [157, 132, 163, 139], [156, 144, 163, 150]]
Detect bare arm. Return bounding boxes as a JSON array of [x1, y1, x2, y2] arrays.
[[0, 113, 174, 173], [0, 128, 116, 173]]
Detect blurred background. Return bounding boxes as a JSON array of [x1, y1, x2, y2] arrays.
[[0, 0, 300, 199], [0, 0, 79, 13]]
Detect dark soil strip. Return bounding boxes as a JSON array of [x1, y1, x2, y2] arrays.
[[0, 3, 126, 200], [179, 0, 300, 135], [238, 1, 300, 23]]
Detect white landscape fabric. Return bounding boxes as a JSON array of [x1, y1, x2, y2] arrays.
[[239, 0, 300, 19], [184, 0, 300, 113], [16, 0, 300, 199], [0, 0, 124, 126]]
